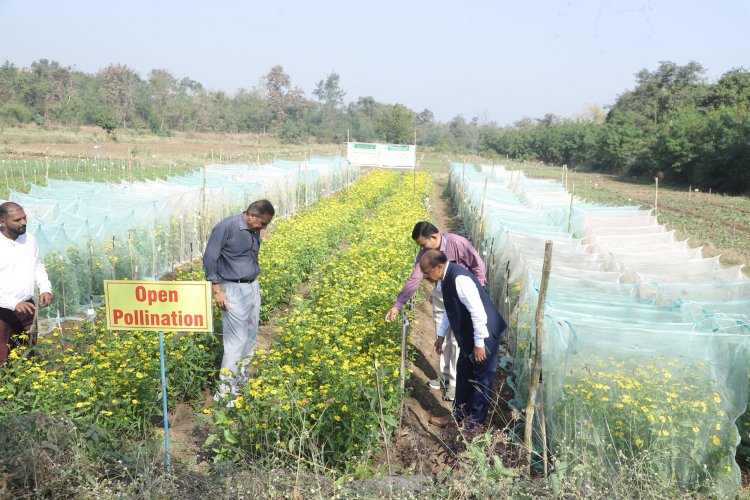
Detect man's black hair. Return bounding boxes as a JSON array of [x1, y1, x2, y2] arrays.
[[411, 221, 439, 240], [246, 199, 275, 217], [0, 202, 23, 220]]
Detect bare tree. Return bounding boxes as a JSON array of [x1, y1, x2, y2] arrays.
[[98, 64, 139, 128]]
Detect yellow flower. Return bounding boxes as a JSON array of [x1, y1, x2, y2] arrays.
[[714, 393, 722, 404], [634, 438, 644, 447], [715, 423, 721, 431], [647, 414, 655, 423], [693, 427, 700, 433], [711, 435, 721, 446], [131, 399, 138, 405]]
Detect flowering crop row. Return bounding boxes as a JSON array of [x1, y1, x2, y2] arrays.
[[257, 172, 401, 319], [0, 324, 219, 439], [0, 171, 427, 464], [177, 170, 402, 327], [546, 350, 744, 496], [207, 171, 431, 469], [0, 175, 396, 441]]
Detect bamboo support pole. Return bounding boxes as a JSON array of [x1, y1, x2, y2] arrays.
[[566, 184, 575, 234], [59, 255, 66, 318], [201, 165, 208, 250], [373, 358, 392, 475], [524, 240, 553, 477], [540, 384, 548, 476], [477, 178, 489, 245], [654, 177, 659, 216], [460, 164, 466, 218]]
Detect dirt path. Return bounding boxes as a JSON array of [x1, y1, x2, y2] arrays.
[[381, 172, 521, 476]]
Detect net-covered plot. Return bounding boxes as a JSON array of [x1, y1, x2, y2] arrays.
[[451, 162, 750, 495]]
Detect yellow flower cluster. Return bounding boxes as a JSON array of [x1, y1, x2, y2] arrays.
[[0, 319, 219, 438], [257, 171, 407, 319], [553, 354, 738, 491]]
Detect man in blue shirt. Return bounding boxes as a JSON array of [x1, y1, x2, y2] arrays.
[[203, 199, 274, 399]]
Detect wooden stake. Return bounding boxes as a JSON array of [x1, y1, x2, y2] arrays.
[[373, 358, 392, 476], [477, 178, 489, 243], [566, 184, 575, 234], [59, 254, 66, 318], [201, 165, 208, 250], [540, 384, 548, 477], [524, 240, 553, 477]]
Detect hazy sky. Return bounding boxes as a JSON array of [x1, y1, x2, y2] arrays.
[[0, 0, 747, 125]]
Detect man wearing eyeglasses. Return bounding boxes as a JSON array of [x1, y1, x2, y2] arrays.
[[418, 249, 506, 428], [203, 199, 274, 400], [384, 221, 486, 402]]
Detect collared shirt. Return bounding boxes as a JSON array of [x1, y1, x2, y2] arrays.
[[0, 231, 52, 310], [436, 262, 489, 347], [393, 232, 486, 310], [202, 213, 262, 283]]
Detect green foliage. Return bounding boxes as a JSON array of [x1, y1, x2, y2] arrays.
[[95, 111, 117, 133], [0, 101, 33, 125], [0, 319, 218, 439], [478, 63, 750, 193], [3, 57, 749, 192], [428, 431, 518, 498], [375, 103, 415, 144]]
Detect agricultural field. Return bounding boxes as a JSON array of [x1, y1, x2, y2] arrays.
[[1, 127, 749, 498]]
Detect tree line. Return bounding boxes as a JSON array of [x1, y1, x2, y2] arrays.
[[1, 60, 748, 193], [480, 62, 750, 194]]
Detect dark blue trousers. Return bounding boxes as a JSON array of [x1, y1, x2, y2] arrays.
[[453, 343, 500, 424]]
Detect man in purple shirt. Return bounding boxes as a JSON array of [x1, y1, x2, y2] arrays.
[[385, 221, 486, 401]]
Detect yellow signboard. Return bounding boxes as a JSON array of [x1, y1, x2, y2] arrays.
[[104, 280, 213, 332]]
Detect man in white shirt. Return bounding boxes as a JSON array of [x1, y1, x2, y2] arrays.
[[0, 202, 52, 365], [419, 249, 507, 428]]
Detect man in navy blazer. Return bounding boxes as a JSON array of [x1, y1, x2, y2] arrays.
[[419, 249, 507, 427]]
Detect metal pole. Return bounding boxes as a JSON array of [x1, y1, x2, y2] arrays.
[[159, 331, 172, 474]]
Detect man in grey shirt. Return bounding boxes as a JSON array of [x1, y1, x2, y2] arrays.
[[203, 199, 274, 399]]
